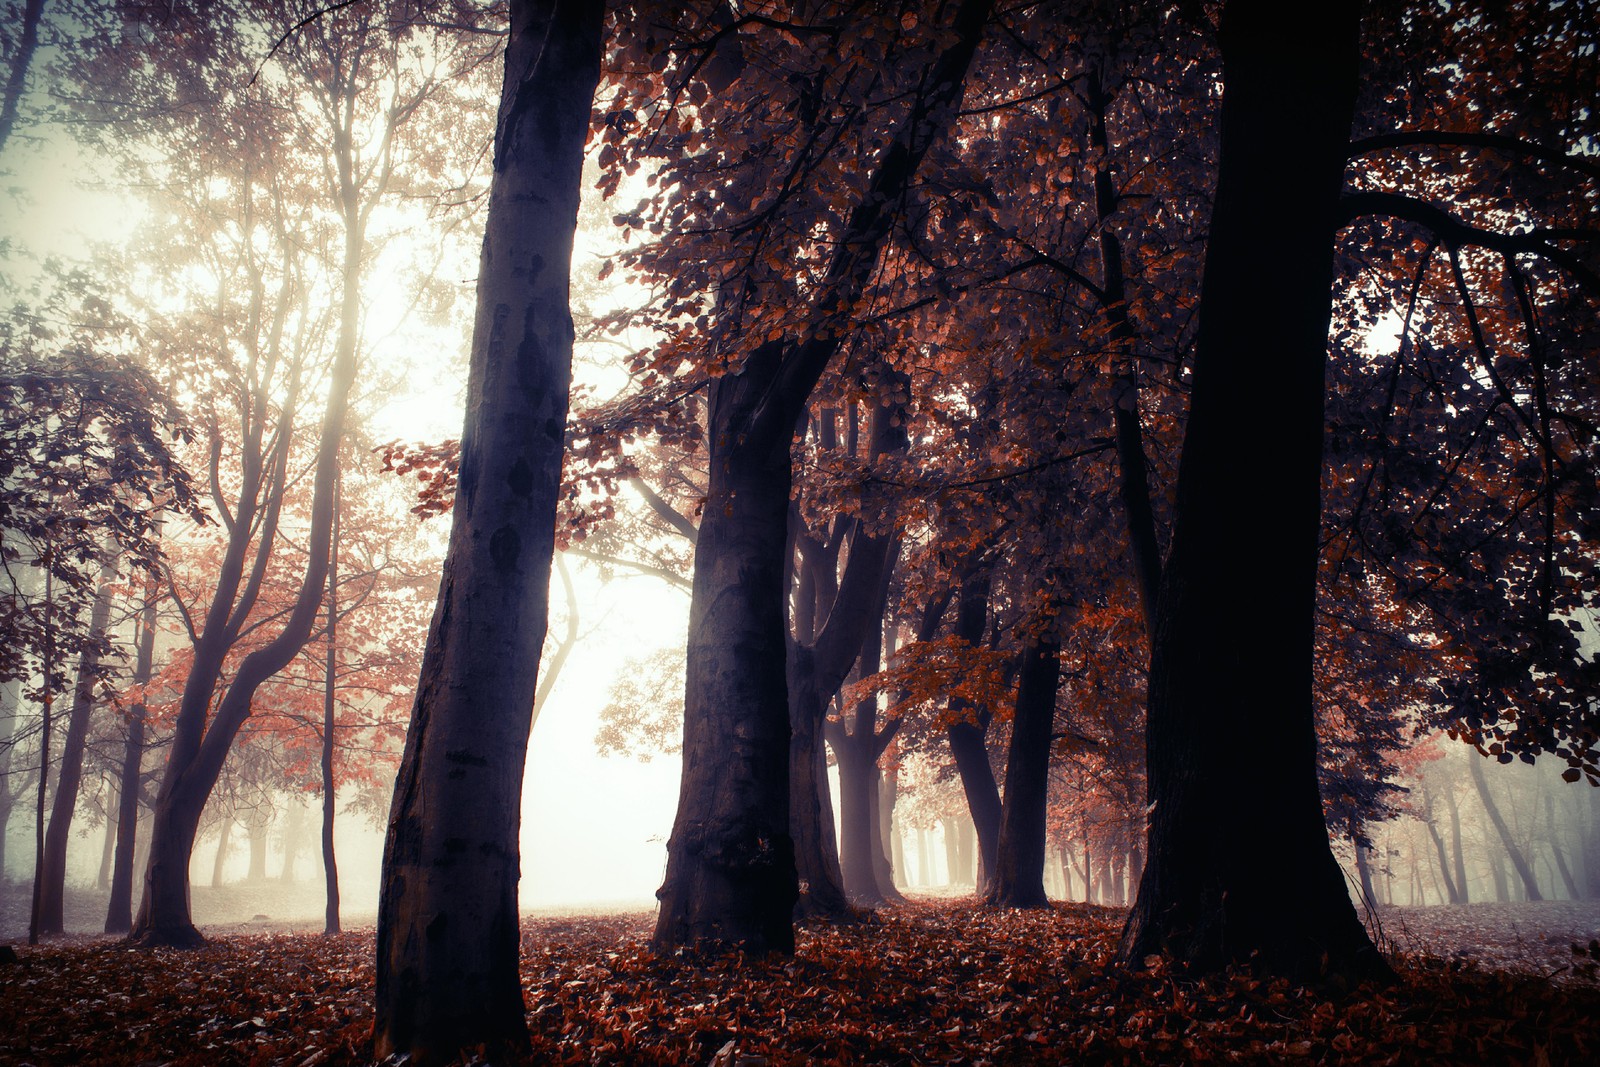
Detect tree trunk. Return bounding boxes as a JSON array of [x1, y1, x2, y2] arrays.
[[1545, 795, 1580, 899], [789, 669, 848, 919], [246, 812, 269, 883], [657, 354, 799, 949], [1443, 779, 1470, 902], [1421, 784, 1462, 904], [0, 0, 44, 156], [984, 636, 1059, 908], [942, 819, 960, 888], [98, 812, 115, 890], [945, 564, 1001, 890], [1352, 833, 1379, 906], [210, 817, 232, 888], [656, 0, 991, 952], [37, 553, 118, 935], [0, 676, 22, 883], [1118, 0, 1390, 982], [373, 5, 602, 1062], [1467, 754, 1543, 901], [885, 772, 908, 890], [322, 492, 341, 934], [107, 578, 160, 934]]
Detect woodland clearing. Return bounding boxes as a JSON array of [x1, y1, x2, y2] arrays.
[[2, 896, 1597, 1066]]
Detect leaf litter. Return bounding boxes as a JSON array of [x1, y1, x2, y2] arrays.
[[3, 900, 1597, 1065]]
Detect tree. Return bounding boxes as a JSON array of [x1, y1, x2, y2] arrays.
[[78, 0, 495, 946], [1117, 0, 1391, 982], [633, 0, 993, 955], [373, 2, 604, 1062], [32, 548, 118, 938]]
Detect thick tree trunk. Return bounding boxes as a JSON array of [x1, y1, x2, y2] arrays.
[[657, 354, 799, 950], [657, 0, 991, 951], [984, 636, 1060, 908], [1118, 0, 1390, 982], [1467, 754, 1543, 901], [373, 5, 601, 1062], [106, 581, 159, 933], [37, 554, 118, 935], [789, 666, 848, 919]]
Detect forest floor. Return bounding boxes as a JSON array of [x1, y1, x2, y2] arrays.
[[2, 891, 1598, 1066]]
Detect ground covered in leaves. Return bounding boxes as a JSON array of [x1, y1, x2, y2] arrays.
[[4, 900, 1598, 1066]]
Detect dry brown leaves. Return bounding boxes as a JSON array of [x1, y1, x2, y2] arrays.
[[3, 901, 1597, 1066]]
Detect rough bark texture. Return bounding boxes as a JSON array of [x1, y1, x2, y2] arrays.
[[656, 0, 991, 951], [37, 554, 117, 935], [372, 3, 601, 1063], [983, 635, 1060, 908], [1118, 0, 1391, 982], [657, 348, 801, 951]]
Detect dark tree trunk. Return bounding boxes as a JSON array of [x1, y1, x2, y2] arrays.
[[37, 554, 118, 935], [836, 722, 891, 904], [1118, 0, 1391, 982], [1467, 754, 1543, 901], [658, 353, 799, 949], [944, 563, 1001, 890], [0, 0, 44, 156], [789, 664, 848, 919], [322, 494, 341, 934], [984, 636, 1060, 908], [106, 579, 159, 933], [659, 0, 991, 949], [373, 4, 602, 1062]]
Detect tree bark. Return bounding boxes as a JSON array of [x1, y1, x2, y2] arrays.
[[984, 635, 1059, 908], [657, 351, 800, 950], [322, 481, 341, 934], [944, 563, 1001, 890], [106, 578, 160, 933], [373, 4, 602, 1062], [658, 0, 991, 949], [1118, 0, 1391, 982], [37, 553, 117, 935]]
